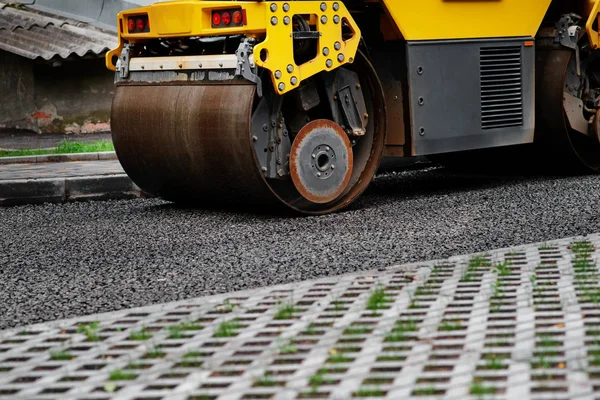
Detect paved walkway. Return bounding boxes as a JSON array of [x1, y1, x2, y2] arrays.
[[0, 160, 124, 181], [1, 234, 599, 399]]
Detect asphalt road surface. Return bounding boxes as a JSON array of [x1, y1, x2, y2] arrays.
[[2, 166, 600, 330]]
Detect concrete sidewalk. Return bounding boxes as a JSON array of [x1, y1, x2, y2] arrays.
[[0, 159, 141, 205], [0, 234, 598, 399]]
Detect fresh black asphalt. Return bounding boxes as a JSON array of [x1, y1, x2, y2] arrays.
[[2, 166, 600, 330]]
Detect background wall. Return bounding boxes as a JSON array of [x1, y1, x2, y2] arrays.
[[13, 0, 155, 30]]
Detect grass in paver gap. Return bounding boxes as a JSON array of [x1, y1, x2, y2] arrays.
[[532, 336, 564, 372], [530, 274, 543, 299], [253, 372, 281, 387], [166, 321, 203, 339], [309, 368, 338, 392], [462, 255, 490, 282], [215, 299, 236, 314], [470, 381, 497, 396], [343, 325, 373, 335], [480, 353, 509, 370], [571, 240, 595, 254], [77, 321, 100, 342], [414, 285, 436, 297], [353, 386, 385, 397], [438, 319, 464, 331], [50, 350, 73, 361], [589, 345, 600, 366], [278, 339, 298, 354], [0, 140, 114, 157], [303, 324, 323, 336], [108, 369, 137, 381], [144, 346, 166, 359], [493, 261, 511, 276], [327, 348, 354, 364], [330, 298, 346, 312], [489, 280, 502, 313], [385, 319, 419, 342], [129, 327, 152, 341], [274, 302, 300, 320], [213, 319, 243, 337], [366, 286, 393, 310]]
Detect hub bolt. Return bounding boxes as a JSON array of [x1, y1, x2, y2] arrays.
[[287, 64, 294, 73], [322, 47, 330, 56], [321, 15, 328, 24], [337, 53, 345, 62], [326, 59, 333, 68], [333, 15, 340, 24], [270, 3, 277, 12], [275, 70, 282, 79], [283, 3, 290, 12], [291, 76, 298, 85], [271, 16, 278, 25], [284, 16, 290, 25], [320, 2, 327, 11], [334, 42, 341, 51], [331, 164, 335, 170], [333, 2, 339, 11], [278, 82, 286, 91]]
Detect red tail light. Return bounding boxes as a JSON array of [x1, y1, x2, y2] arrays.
[[212, 12, 221, 26], [232, 10, 243, 25], [221, 11, 231, 25], [211, 8, 245, 28], [127, 14, 150, 33]]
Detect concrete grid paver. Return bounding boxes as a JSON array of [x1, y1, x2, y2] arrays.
[[2, 235, 600, 399]]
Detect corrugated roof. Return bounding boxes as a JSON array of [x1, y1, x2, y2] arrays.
[[0, 1, 117, 61]]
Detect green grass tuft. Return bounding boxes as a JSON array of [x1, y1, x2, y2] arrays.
[[354, 387, 385, 397], [213, 320, 243, 337], [366, 287, 390, 310], [274, 303, 299, 320], [77, 321, 100, 342], [50, 351, 73, 361], [470, 381, 496, 396], [129, 327, 152, 341], [0, 140, 114, 158], [108, 369, 136, 381]]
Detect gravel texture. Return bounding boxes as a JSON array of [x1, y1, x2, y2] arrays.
[[2, 166, 600, 330]]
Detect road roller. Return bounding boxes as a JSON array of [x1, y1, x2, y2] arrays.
[[107, 0, 600, 214]]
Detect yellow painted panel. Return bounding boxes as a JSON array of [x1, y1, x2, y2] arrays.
[[107, 1, 361, 95], [116, 1, 268, 39], [253, 1, 361, 95], [382, 0, 553, 40]]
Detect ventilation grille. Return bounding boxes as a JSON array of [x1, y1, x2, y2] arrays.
[[480, 46, 523, 130]]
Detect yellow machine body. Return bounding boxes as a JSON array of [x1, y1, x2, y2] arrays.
[[107, 0, 600, 214], [107, 1, 361, 95], [107, 0, 600, 92]]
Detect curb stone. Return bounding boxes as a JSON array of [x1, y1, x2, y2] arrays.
[[0, 174, 142, 206], [0, 151, 117, 164]]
